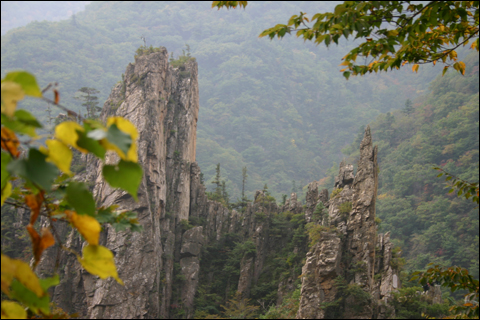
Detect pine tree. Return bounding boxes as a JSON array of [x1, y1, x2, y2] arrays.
[[263, 183, 270, 196], [221, 181, 229, 205], [402, 98, 414, 115], [241, 166, 248, 201], [212, 163, 222, 196], [74, 87, 101, 119], [291, 180, 297, 193]]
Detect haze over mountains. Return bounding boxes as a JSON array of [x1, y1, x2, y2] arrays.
[[1, 1, 446, 201], [1, 1, 478, 311]]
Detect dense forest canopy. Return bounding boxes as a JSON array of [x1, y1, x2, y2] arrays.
[[1, 1, 447, 201], [343, 51, 479, 280], [1, 1, 90, 35]]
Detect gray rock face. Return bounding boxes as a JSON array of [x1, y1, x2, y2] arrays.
[[297, 231, 342, 319], [42, 49, 200, 319], [296, 127, 397, 319], [36, 53, 399, 319], [334, 160, 355, 189]]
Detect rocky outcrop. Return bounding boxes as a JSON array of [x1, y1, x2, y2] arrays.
[[296, 127, 397, 319], [37, 49, 200, 319], [35, 51, 399, 319]]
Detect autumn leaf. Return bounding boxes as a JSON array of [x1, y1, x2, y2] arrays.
[[1, 301, 27, 319], [40, 139, 73, 174], [1, 81, 25, 118], [53, 89, 59, 104], [1, 182, 12, 206], [54, 121, 87, 153], [1, 254, 45, 297], [103, 116, 139, 162], [66, 210, 101, 245], [78, 245, 124, 285], [26, 225, 55, 266], [25, 192, 45, 225], [1, 127, 21, 158], [1, 254, 16, 295]]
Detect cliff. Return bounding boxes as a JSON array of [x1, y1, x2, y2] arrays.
[[36, 50, 399, 319], [296, 127, 398, 319]]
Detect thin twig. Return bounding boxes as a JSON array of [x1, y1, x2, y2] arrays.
[[41, 96, 85, 122]]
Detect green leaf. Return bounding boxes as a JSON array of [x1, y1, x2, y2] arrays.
[[1, 110, 42, 137], [442, 66, 449, 76], [1, 71, 42, 97], [9, 279, 50, 315], [343, 71, 351, 80], [1, 151, 11, 189], [14, 110, 42, 128], [106, 124, 131, 156], [77, 130, 106, 159], [66, 182, 96, 216], [39, 274, 59, 292], [103, 160, 142, 201], [96, 207, 116, 224], [7, 149, 59, 191]]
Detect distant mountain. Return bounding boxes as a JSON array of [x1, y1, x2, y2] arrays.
[[1, 1, 443, 200], [1, 1, 90, 35]]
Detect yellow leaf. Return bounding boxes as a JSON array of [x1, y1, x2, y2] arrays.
[[449, 50, 458, 61], [458, 61, 466, 75], [387, 30, 399, 37], [1, 301, 27, 319], [339, 60, 350, 66], [1, 254, 44, 297], [412, 64, 419, 73], [1, 81, 24, 117], [470, 41, 477, 50], [1, 253, 15, 294], [105, 117, 139, 162], [66, 211, 100, 245], [54, 121, 87, 153], [43, 140, 73, 174], [107, 117, 138, 140], [78, 245, 124, 285], [1, 182, 12, 206]]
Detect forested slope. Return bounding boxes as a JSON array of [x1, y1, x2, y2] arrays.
[[1, 1, 443, 200], [1, 1, 90, 35], [342, 52, 479, 280]]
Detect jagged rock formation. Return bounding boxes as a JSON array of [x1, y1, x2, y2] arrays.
[[36, 50, 399, 319], [296, 127, 398, 319]]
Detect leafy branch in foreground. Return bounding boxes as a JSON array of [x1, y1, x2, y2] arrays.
[[1, 70, 143, 318], [411, 265, 479, 319], [212, 1, 479, 79]]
